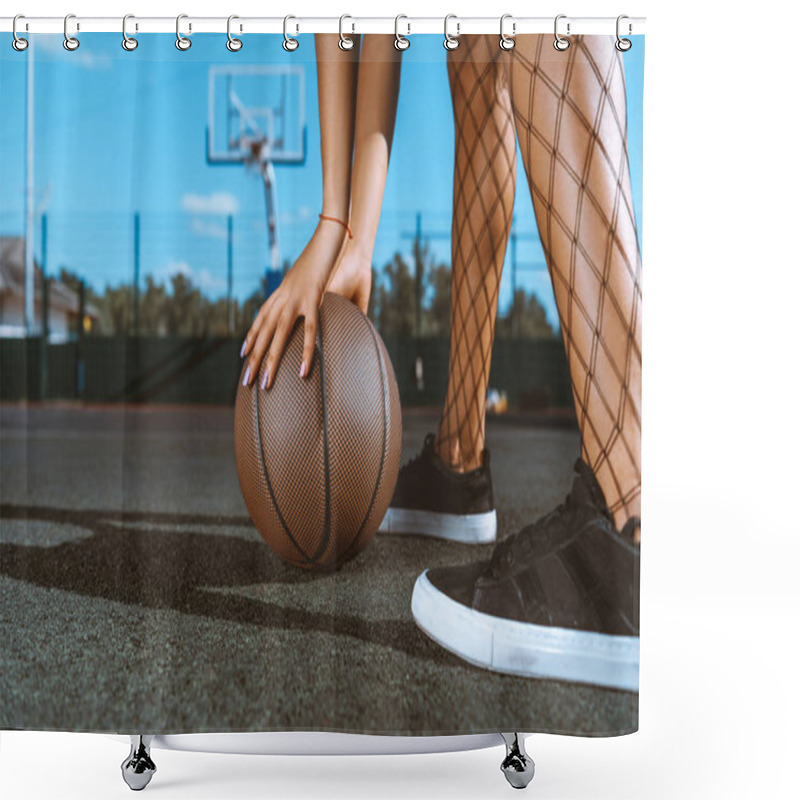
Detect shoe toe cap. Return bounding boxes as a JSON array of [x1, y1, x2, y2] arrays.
[[425, 560, 490, 607]]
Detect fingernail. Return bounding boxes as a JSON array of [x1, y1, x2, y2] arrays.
[[240, 340, 246, 358], [242, 365, 251, 386], [260, 369, 269, 390], [299, 360, 308, 378]]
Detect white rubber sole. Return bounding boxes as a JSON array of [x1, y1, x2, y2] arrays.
[[411, 570, 639, 692], [378, 507, 497, 544]]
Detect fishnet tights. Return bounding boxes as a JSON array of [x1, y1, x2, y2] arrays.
[[436, 36, 516, 473], [439, 35, 642, 530]]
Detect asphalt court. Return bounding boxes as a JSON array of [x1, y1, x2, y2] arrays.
[[0, 403, 636, 735]]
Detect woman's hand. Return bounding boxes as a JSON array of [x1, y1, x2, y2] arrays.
[[240, 221, 347, 389], [325, 239, 372, 315]]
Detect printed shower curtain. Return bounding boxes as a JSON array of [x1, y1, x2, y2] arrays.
[[1, 29, 644, 739]]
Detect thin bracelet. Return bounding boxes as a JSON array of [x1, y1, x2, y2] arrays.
[[319, 213, 354, 239]]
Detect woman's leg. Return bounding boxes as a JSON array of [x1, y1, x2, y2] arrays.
[[380, 36, 516, 544], [435, 35, 517, 472], [508, 35, 642, 532], [411, 36, 642, 687], [327, 36, 403, 313], [379, 36, 512, 543]]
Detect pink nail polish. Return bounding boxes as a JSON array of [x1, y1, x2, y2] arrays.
[[240, 340, 246, 358], [242, 365, 251, 386], [300, 360, 308, 378], [260, 369, 269, 390]]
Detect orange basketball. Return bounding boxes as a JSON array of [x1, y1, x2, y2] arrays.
[[234, 293, 402, 571]]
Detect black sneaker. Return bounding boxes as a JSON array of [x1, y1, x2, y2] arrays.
[[378, 433, 497, 544], [411, 459, 640, 691]]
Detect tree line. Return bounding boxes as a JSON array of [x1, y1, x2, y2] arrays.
[[58, 241, 555, 341]]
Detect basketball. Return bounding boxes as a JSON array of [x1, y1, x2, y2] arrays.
[[234, 292, 402, 571]]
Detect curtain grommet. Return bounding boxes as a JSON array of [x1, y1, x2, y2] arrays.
[[122, 14, 138, 51], [12, 15, 29, 51], [282, 15, 299, 51], [176, 14, 192, 51], [339, 14, 355, 51], [615, 15, 633, 51], [394, 15, 410, 51], [499, 14, 516, 51], [63, 13, 80, 51], [553, 14, 570, 51], [226, 15, 243, 52], [444, 14, 460, 51]]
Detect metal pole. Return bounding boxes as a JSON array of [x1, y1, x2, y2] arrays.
[[226, 74, 233, 150], [261, 160, 281, 274], [133, 212, 140, 336], [511, 219, 518, 339], [40, 213, 48, 398], [24, 38, 35, 334], [0, 17, 648, 36], [77, 279, 85, 398], [415, 212, 422, 339], [227, 214, 234, 335]]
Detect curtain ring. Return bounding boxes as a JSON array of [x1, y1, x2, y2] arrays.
[[227, 15, 243, 51], [122, 14, 138, 51], [63, 13, 80, 51], [283, 15, 299, 51], [499, 14, 515, 50], [615, 15, 632, 51], [176, 14, 192, 51], [12, 15, 29, 51], [553, 14, 570, 51], [443, 14, 460, 51], [339, 15, 355, 51], [394, 15, 410, 51]]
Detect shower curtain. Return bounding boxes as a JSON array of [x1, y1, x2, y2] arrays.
[[0, 29, 644, 738]]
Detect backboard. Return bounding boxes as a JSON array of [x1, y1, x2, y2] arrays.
[[207, 65, 306, 166]]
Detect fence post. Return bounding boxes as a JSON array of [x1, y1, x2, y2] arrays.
[[133, 212, 140, 337], [414, 212, 422, 339], [511, 218, 518, 339], [227, 214, 234, 335], [40, 213, 48, 399], [77, 279, 86, 398]]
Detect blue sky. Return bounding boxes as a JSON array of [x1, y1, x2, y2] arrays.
[[0, 33, 644, 327]]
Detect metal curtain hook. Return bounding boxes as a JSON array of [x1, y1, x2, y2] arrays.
[[499, 14, 515, 50], [283, 15, 299, 51], [616, 15, 632, 51], [339, 14, 355, 51], [176, 14, 191, 50], [553, 14, 570, 51], [444, 14, 460, 50], [122, 14, 138, 51], [63, 13, 80, 51], [12, 14, 29, 51], [227, 15, 243, 51], [394, 15, 410, 51]]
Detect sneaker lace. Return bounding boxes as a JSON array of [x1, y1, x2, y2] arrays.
[[488, 494, 576, 577], [487, 460, 610, 578]]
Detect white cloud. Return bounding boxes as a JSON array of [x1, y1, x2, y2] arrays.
[[190, 218, 228, 239], [165, 261, 192, 278], [181, 192, 240, 216], [195, 269, 226, 292], [278, 205, 314, 225]]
